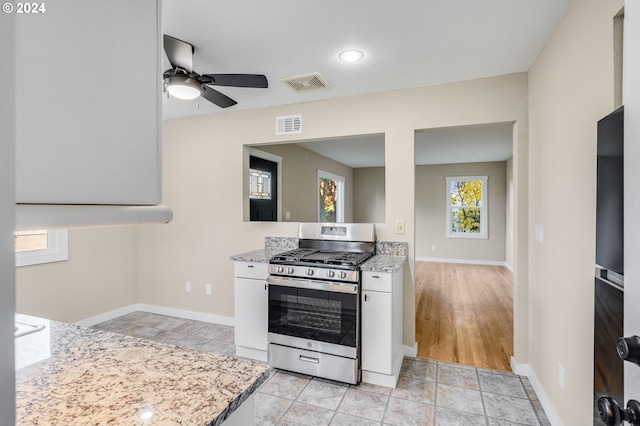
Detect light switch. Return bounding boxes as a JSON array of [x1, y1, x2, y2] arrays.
[[395, 220, 405, 235]]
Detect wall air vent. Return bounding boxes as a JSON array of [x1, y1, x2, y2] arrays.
[[279, 73, 331, 93], [276, 114, 302, 135]]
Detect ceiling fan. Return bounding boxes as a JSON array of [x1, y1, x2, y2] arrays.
[[162, 35, 268, 108]]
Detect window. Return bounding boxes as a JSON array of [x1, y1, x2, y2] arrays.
[[249, 168, 272, 199], [15, 229, 69, 267], [446, 176, 488, 239], [318, 170, 345, 223]]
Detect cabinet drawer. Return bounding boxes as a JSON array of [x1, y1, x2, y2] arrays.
[[362, 271, 392, 292], [234, 262, 269, 279]]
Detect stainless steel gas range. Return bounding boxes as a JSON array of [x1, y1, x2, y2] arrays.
[[267, 223, 375, 384]]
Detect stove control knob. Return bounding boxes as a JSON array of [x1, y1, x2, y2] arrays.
[[338, 271, 347, 279], [327, 270, 335, 278], [277, 266, 284, 274], [287, 267, 294, 274], [307, 268, 315, 276]]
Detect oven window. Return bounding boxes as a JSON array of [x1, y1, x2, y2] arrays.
[[269, 285, 357, 347]]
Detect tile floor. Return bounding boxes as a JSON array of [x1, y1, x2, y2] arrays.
[[93, 312, 550, 426]]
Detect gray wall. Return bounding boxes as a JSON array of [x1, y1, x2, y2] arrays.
[[255, 144, 354, 223], [0, 11, 16, 423], [415, 161, 507, 262], [353, 167, 386, 223]]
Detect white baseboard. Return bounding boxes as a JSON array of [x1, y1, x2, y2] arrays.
[[416, 257, 507, 267], [74, 304, 139, 327], [75, 303, 235, 328], [136, 304, 235, 327], [504, 262, 514, 272], [510, 357, 563, 426], [509, 356, 529, 376], [404, 342, 418, 358]]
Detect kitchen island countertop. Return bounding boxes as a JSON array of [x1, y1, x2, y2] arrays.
[[15, 314, 270, 425]]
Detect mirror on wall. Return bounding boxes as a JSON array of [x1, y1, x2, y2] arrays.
[[243, 134, 385, 223]]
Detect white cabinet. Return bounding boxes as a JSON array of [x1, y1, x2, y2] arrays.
[[234, 262, 268, 362], [361, 268, 404, 388], [15, 0, 161, 206]]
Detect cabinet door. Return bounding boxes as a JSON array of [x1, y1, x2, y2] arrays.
[[234, 278, 268, 351], [16, 0, 161, 205], [361, 290, 392, 374]]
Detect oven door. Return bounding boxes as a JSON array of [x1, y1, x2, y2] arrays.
[[267, 275, 359, 359]]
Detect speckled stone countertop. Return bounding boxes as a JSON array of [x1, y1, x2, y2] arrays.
[[229, 236, 297, 263], [229, 238, 408, 271], [361, 255, 406, 273], [15, 314, 270, 426], [228, 248, 281, 263]]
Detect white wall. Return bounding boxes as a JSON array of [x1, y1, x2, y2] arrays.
[[624, 0, 640, 406], [0, 11, 16, 423], [136, 72, 529, 350], [16, 227, 138, 324], [505, 157, 514, 269], [527, 0, 624, 423], [415, 161, 507, 262]]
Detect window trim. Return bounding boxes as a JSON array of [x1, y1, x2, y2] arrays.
[[15, 229, 69, 267], [445, 175, 488, 239], [317, 169, 345, 223]]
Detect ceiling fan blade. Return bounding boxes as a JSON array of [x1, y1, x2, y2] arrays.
[[201, 86, 237, 108], [163, 35, 194, 72], [202, 74, 268, 88]]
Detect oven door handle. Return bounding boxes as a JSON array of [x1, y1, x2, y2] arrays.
[[267, 276, 358, 294]]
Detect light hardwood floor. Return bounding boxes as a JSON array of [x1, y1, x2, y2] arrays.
[[415, 261, 513, 371]]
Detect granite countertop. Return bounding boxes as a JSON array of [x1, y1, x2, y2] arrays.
[[229, 248, 281, 263], [361, 255, 406, 273], [15, 315, 270, 426]]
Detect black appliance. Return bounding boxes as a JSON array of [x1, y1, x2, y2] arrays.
[[594, 106, 624, 425]]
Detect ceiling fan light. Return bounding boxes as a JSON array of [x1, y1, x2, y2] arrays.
[[165, 75, 202, 100], [339, 49, 364, 63]]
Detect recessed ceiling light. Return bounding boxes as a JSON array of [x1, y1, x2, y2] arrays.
[[339, 49, 364, 63]]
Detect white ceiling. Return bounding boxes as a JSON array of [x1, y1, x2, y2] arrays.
[[294, 122, 513, 168], [161, 0, 571, 121]]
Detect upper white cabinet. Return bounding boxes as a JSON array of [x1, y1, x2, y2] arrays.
[[15, 0, 161, 206]]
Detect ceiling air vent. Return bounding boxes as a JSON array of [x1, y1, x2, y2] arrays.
[[279, 73, 331, 93], [276, 114, 302, 135]]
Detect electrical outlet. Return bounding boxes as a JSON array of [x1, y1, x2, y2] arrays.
[[285, 211, 291, 221], [395, 220, 405, 235], [558, 363, 565, 390], [185, 281, 191, 293], [535, 224, 544, 243], [205, 283, 212, 296], [431, 245, 436, 251]]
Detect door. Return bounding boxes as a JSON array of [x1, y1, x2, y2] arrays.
[[267, 282, 358, 348], [249, 156, 278, 221], [234, 278, 268, 351], [361, 290, 392, 374]]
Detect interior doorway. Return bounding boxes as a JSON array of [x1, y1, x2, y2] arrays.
[[414, 123, 515, 372], [415, 261, 513, 371], [249, 155, 279, 221]]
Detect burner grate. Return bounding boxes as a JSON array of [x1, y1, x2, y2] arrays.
[[271, 248, 319, 262], [325, 252, 373, 266]]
